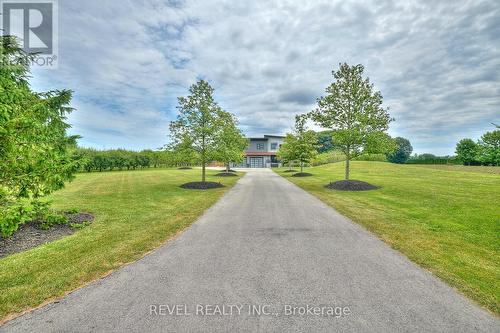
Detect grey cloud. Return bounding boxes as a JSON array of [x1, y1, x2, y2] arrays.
[[279, 89, 317, 106], [29, 0, 500, 155]]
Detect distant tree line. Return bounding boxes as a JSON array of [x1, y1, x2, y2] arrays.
[[315, 128, 499, 166], [310, 151, 387, 166], [406, 154, 460, 165]]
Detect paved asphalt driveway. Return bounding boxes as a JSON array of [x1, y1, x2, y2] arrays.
[[1, 169, 498, 332]]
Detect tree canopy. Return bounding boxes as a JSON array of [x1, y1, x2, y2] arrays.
[[278, 115, 318, 172], [386, 137, 413, 164], [454, 130, 499, 166], [277, 136, 296, 170], [477, 130, 499, 166], [213, 111, 248, 172], [316, 130, 335, 153], [455, 139, 478, 166], [167, 134, 199, 167]]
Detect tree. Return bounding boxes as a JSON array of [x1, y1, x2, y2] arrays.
[[169, 135, 198, 167], [142, 149, 162, 168], [386, 137, 413, 164], [136, 152, 150, 168], [455, 138, 478, 166], [169, 80, 224, 182], [277, 135, 296, 170], [280, 115, 318, 172], [214, 111, 247, 172], [477, 130, 500, 166], [310, 63, 393, 180], [316, 130, 335, 153], [0, 36, 80, 236], [157, 150, 174, 167]]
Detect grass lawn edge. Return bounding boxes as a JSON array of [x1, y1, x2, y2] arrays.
[[0, 224, 192, 325], [0, 169, 243, 324]]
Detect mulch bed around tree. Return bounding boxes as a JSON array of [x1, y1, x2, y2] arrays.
[[292, 172, 313, 177], [227, 169, 237, 172], [215, 172, 237, 177], [325, 180, 379, 191], [177, 167, 193, 170], [0, 213, 94, 258], [180, 181, 225, 189], [283, 169, 297, 173]]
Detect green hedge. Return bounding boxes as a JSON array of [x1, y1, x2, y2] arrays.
[[406, 154, 461, 165], [75, 148, 180, 172], [311, 151, 387, 166]]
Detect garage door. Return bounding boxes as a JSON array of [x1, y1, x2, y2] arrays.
[[250, 157, 264, 168]]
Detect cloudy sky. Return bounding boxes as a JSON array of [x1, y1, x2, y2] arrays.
[[30, 0, 500, 155]]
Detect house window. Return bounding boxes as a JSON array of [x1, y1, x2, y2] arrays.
[[257, 143, 264, 150], [271, 143, 278, 150]]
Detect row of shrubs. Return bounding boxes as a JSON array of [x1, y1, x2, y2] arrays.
[[406, 154, 461, 165], [78, 147, 490, 172], [75, 148, 189, 172]]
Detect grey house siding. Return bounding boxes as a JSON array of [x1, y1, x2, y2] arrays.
[[247, 139, 268, 152]]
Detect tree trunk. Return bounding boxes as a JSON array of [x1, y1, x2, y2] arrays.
[[201, 134, 206, 183], [300, 162, 303, 173], [345, 158, 350, 180], [226, 163, 230, 172]]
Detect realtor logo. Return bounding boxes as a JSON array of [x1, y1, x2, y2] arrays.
[[1, 0, 58, 68]]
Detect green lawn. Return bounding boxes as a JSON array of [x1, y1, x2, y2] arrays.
[[276, 162, 500, 314], [0, 168, 240, 322]]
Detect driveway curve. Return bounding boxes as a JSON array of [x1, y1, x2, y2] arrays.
[[1, 169, 498, 332]]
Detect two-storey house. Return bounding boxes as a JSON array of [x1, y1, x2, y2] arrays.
[[234, 135, 285, 168]]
